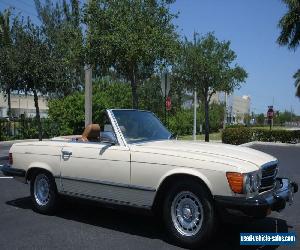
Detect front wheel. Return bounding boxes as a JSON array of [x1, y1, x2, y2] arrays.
[[162, 180, 216, 248], [30, 171, 58, 214]]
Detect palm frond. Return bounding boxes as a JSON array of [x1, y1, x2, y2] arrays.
[[293, 69, 300, 97], [277, 0, 300, 49]]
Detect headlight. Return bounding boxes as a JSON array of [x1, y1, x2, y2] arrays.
[[244, 171, 261, 194], [226, 171, 261, 195]]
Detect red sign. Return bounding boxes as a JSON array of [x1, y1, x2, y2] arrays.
[[166, 96, 171, 111], [267, 106, 274, 119]]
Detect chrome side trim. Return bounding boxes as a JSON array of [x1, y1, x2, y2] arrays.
[[60, 190, 152, 210], [56, 176, 156, 207], [59, 176, 156, 192]]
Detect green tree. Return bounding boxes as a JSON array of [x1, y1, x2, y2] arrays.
[[207, 102, 225, 132], [14, 19, 61, 140], [139, 75, 164, 118], [256, 113, 265, 125], [84, 0, 179, 108], [168, 103, 225, 136], [174, 33, 247, 141], [35, 0, 84, 96], [169, 72, 189, 112], [273, 110, 296, 125], [243, 113, 251, 125], [0, 9, 18, 117]]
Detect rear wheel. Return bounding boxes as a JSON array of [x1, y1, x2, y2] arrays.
[[30, 171, 58, 214], [162, 180, 216, 248]]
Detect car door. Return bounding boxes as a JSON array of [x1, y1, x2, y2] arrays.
[[60, 141, 131, 203]]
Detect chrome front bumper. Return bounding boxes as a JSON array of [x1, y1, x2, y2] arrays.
[[264, 178, 298, 210], [215, 178, 298, 218]]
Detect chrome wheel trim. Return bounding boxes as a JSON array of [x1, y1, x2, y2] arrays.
[[171, 191, 204, 237], [34, 174, 50, 206]]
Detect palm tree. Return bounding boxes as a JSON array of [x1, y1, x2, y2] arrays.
[[294, 69, 300, 97], [277, 0, 300, 50]]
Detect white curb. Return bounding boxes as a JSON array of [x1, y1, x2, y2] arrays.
[[241, 141, 300, 147]]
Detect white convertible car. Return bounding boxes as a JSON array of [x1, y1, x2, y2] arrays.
[[1, 109, 298, 248]]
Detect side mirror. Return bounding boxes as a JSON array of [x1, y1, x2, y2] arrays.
[[169, 133, 178, 140], [100, 131, 117, 145]]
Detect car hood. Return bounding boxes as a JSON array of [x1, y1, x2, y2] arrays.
[[130, 140, 277, 172]]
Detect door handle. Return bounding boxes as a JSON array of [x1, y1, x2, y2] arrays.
[[62, 150, 72, 156]]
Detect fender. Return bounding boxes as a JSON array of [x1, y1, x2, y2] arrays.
[[156, 167, 213, 194], [26, 162, 58, 179]]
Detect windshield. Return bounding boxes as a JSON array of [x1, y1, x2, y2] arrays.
[[112, 110, 172, 143]]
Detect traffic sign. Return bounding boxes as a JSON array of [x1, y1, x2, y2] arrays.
[[267, 106, 274, 119], [166, 96, 171, 111]]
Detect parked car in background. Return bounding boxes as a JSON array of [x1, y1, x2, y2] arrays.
[[1, 109, 298, 248]]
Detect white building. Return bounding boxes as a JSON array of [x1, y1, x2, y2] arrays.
[[227, 95, 251, 124], [182, 92, 221, 109], [181, 90, 251, 124], [0, 92, 48, 118]]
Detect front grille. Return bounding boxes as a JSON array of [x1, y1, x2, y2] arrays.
[[260, 163, 278, 192]]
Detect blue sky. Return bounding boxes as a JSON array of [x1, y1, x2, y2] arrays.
[[171, 1, 300, 114], [1, 0, 299, 114]]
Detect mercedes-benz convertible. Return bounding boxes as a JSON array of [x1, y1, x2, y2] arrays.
[[1, 109, 297, 248]]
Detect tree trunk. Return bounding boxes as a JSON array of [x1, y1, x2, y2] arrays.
[[204, 97, 210, 142], [33, 89, 42, 141], [130, 70, 139, 109], [6, 88, 11, 118]]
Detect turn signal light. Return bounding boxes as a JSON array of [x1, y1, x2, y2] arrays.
[[8, 153, 13, 165], [226, 172, 243, 194]]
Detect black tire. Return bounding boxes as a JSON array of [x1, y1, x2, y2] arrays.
[[30, 171, 59, 214], [162, 179, 216, 248]]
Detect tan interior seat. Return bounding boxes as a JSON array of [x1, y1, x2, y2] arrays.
[[81, 124, 101, 142]]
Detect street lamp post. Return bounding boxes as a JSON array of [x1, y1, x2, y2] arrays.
[[223, 92, 227, 129], [193, 89, 197, 141], [84, 65, 92, 127], [85, 0, 93, 127]]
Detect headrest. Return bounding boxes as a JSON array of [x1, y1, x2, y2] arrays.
[[82, 124, 100, 142]]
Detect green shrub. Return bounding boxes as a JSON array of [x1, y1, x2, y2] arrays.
[[221, 127, 252, 145], [222, 127, 300, 145], [48, 81, 132, 135], [168, 110, 194, 135], [226, 124, 246, 128], [252, 129, 300, 143], [167, 103, 224, 136], [0, 118, 62, 141]]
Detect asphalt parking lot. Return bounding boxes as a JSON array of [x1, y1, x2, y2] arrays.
[[0, 143, 299, 250]]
